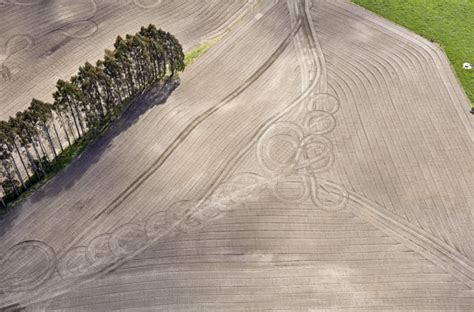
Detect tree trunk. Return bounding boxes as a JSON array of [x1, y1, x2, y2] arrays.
[[57, 111, 73, 147], [24, 126, 46, 175], [43, 122, 57, 158], [73, 102, 86, 135], [2, 161, 19, 196], [24, 146, 40, 178], [68, 103, 82, 139], [13, 142, 31, 179], [51, 119, 64, 153], [37, 135, 49, 162], [28, 139, 46, 176], [10, 156, 25, 189]]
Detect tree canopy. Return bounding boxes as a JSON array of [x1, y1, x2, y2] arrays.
[[0, 24, 185, 207]]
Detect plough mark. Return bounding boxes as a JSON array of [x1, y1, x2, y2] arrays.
[[94, 13, 302, 220], [0, 35, 34, 82], [0, 241, 55, 293]]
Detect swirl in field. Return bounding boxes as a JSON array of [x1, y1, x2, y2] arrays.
[[58, 247, 96, 279], [0, 35, 34, 82], [58, 20, 98, 39], [307, 93, 340, 114], [271, 174, 310, 203], [145, 211, 167, 239], [257, 122, 304, 174], [109, 223, 147, 256], [0, 0, 44, 6], [0, 241, 55, 292], [296, 134, 334, 173], [309, 176, 348, 211], [133, 0, 161, 9], [256, 88, 347, 212], [304, 111, 336, 135], [85, 234, 116, 268]]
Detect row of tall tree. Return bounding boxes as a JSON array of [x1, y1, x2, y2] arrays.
[[0, 24, 185, 207]]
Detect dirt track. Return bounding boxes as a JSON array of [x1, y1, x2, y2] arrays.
[[0, 0, 473, 310]]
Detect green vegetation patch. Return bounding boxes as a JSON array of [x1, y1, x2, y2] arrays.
[[352, 0, 474, 107], [184, 40, 216, 67]]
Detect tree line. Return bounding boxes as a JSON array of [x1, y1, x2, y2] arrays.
[[0, 24, 185, 207]]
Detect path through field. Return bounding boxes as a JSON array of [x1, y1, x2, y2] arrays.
[[0, 0, 473, 310]]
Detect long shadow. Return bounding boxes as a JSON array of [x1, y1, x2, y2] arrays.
[[16, 78, 179, 206]]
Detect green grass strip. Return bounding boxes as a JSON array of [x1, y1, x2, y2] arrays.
[[184, 39, 217, 67], [352, 0, 474, 108]]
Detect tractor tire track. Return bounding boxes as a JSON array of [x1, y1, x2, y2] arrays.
[[194, 0, 324, 210], [347, 192, 474, 289], [94, 5, 301, 220]]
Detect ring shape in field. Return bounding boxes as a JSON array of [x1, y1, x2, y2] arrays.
[[257, 122, 305, 174], [0, 240, 56, 292], [271, 174, 311, 203], [294, 134, 334, 174], [307, 93, 340, 114], [1, 35, 34, 82], [58, 20, 98, 39], [85, 234, 116, 268], [133, 0, 162, 9], [145, 211, 168, 239], [57, 246, 97, 280], [309, 176, 348, 212], [304, 110, 336, 135], [109, 223, 148, 257], [0, 0, 44, 6]]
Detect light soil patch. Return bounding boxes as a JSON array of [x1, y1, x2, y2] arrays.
[[0, 0, 473, 310]]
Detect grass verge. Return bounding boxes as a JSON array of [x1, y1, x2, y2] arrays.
[[184, 39, 217, 67], [352, 0, 474, 108]]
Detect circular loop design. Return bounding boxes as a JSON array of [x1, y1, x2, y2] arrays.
[[304, 110, 336, 135], [5, 34, 34, 57], [1, 0, 44, 6], [309, 176, 348, 211], [307, 93, 340, 114], [86, 234, 115, 267], [271, 174, 310, 203], [196, 200, 222, 228], [133, 0, 162, 9], [145, 211, 167, 239], [59, 21, 98, 39], [257, 122, 304, 174], [295, 134, 334, 174], [0, 240, 56, 292], [109, 223, 147, 257], [57, 246, 95, 280], [12, 0, 44, 5]]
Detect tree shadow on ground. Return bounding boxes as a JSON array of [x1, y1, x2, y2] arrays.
[[0, 78, 179, 231], [35, 78, 180, 200]]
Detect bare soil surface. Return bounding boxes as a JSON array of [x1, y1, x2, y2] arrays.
[[0, 0, 473, 310]]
